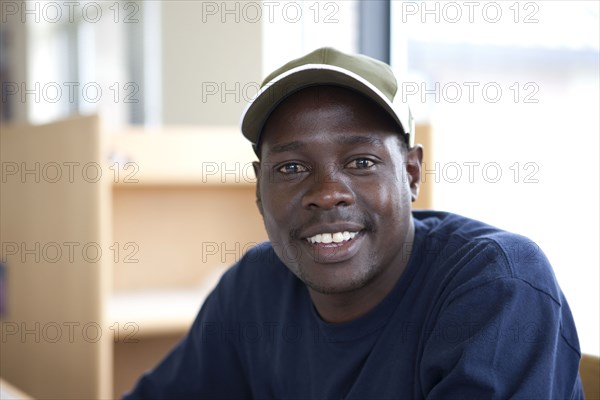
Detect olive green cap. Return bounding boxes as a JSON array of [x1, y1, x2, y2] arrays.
[[240, 47, 414, 154]]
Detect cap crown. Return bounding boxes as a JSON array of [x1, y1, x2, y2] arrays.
[[241, 47, 413, 154], [260, 47, 398, 103]]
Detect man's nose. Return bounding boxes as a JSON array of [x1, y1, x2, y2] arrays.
[[301, 168, 355, 210]]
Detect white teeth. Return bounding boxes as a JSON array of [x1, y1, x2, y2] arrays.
[[307, 231, 358, 244]]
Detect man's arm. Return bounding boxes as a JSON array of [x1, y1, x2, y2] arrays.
[[123, 288, 251, 399], [418, 240, 583, 399]]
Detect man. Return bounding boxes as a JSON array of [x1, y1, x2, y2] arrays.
[[125, 48, 583, 399]]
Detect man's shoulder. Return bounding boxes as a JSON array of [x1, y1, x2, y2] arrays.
[[412, 210, 561, 302], [413, 210, 548, 263], [414, 210, 521, 243]]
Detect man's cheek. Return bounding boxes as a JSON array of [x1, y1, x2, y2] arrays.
[[261, 198, 282, 221], [263, 213, 284, 239]]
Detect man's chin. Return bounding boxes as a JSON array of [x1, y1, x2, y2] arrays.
[[296, 264, 376, 296]]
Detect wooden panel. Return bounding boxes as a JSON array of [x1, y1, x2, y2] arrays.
[[109, 126, 258, 185], [580, 354, 600, 400], [112, 185, 267, 292], [0, 115, 111, 399], [413, 123, 433, 210]]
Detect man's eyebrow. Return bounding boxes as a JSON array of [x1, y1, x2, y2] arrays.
[[266, 135, 384, 156], [267, 140, 305, 155], [336, 135, 384, 147]]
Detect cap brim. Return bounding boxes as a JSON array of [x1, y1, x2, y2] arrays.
[[240, 64, 414, 152]]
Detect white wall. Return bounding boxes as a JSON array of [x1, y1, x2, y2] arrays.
[[161, 1, 263, 125]]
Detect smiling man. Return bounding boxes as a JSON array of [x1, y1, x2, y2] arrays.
[[253, 83, 420, 325], [125, 48, 583, 399]]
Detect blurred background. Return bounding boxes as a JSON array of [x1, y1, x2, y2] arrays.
[[1, 0, 598, 398]]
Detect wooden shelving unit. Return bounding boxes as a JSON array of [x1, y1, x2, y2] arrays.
[[0, 115, 432, 398]]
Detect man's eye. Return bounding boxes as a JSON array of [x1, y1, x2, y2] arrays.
[[277, 163, 308, 174], [347, 158, 375, 169]]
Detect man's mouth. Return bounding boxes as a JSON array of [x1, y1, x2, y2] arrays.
[[305, 231, 359, 244]]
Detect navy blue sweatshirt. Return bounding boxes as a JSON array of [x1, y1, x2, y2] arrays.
[[124, 211, 583, 399]]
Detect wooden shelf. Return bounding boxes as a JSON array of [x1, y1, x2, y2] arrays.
[[0, 116, 268, 399], [108, 266, 227, 337], [108, 126, 258, 186]]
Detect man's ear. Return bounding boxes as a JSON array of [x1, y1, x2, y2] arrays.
[[406, 145, 423, 202], [252, 161, 264, 215]]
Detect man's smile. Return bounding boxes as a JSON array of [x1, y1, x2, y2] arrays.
[[299, 221, 366, 242], [305, 231, 359, 244], [298, 226, 368, 264]]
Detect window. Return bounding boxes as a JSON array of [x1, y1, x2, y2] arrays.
[[391, 0, 599, 355]]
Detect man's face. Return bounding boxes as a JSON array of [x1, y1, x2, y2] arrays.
[[253, 86, 422, 296]]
